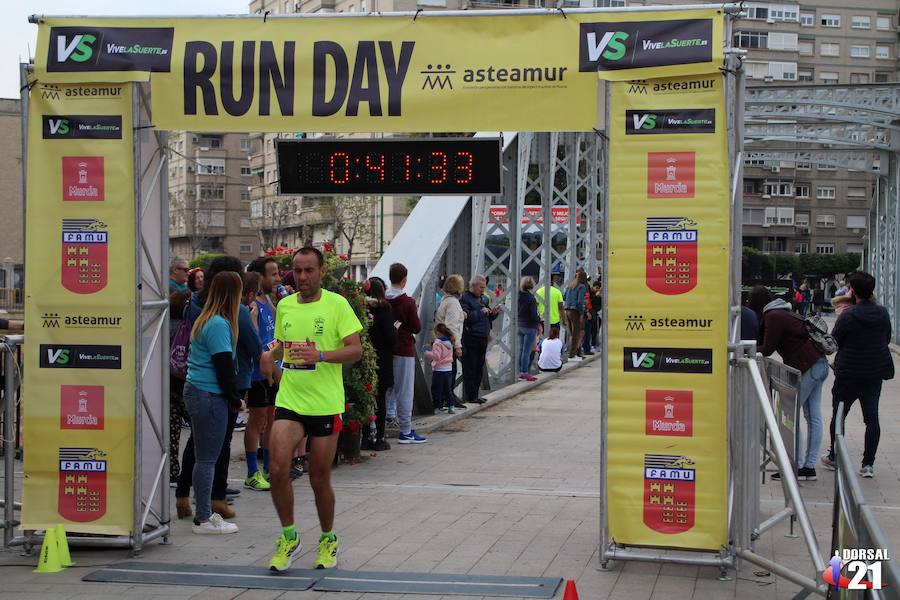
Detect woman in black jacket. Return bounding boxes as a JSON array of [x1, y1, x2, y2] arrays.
[[364, 277, 397, 451], [517, 276, 540, 381]]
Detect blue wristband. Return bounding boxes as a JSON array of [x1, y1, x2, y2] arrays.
[[319, 350, 326, 363]]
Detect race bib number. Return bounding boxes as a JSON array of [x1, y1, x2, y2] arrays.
[[281, 340, 316, 371]]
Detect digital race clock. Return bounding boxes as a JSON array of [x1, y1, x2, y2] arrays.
[[276, 138, 502, 196]]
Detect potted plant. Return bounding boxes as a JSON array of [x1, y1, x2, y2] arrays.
[[321, 245, 377, 464]]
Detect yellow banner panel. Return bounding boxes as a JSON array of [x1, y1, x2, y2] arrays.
[[22, 83, 136, 535], [606, 74, 730, 550], [33, 11, 724, 132]]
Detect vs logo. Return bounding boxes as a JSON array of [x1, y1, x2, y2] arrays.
[[47, 118, 69, 136], [631, 351, 657, 369], [56, 33, 97, 63], [585, 31, 630, 62], [47, 27, 174, 73], [632, 113, 657, 131], [579, 19, 713, 72], [42, 115, 122, 140], [39, 344, 122, 370], [46, 347, 70, 365], [624, 347, 713, 374]]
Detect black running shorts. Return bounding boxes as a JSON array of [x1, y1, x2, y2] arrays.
[[247, 380, 276, 408], [274, 408, 343, 437]]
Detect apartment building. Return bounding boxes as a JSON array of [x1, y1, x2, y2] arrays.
[[0, 99, 23, 288], [736, 1, 898, 256], [167, 132, 259, 262], [612, 0, 900, 256]]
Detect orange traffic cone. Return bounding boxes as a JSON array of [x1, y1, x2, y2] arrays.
[[563, 579, 580, 600]]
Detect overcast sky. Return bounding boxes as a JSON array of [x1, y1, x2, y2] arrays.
[[0, 0, 250, 99]]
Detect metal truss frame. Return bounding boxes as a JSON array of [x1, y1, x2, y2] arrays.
[[132, 82, 171, 552], [744, 123, 892, 151], [869, 154, 900, 344], [743, 148, 886, 174], [745, 83, 900, 343], [470, 132, 602, 387], [745, 84, 900, 128]]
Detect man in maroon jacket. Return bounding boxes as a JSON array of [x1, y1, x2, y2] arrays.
[[386, 263, 425, 444], [759, 292, 828, 481]]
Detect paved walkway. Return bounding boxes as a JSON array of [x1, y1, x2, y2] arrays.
[[1, 349, 898, 599]]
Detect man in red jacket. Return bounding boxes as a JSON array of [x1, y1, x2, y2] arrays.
[[759, 291, 828, 481], [386, 263, 425, 444]]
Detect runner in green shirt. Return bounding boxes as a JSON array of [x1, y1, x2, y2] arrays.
[[535, 275, 565, 332], [264, 247, 363, 572]]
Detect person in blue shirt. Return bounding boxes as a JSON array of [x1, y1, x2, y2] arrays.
[[181, 271, 242, 535], [244, 256, 283, 490], [563, 271, 588, 359], [175, 256, 268, 522]]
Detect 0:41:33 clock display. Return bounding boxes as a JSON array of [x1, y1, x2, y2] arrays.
[[275, 138, 502, 195]]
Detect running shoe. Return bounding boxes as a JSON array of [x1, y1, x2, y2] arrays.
[[233, 412, 248, 432], [798, 467, 817, 481], [192, 513, 238, 535], [315, 535, 339, 569], [860, 465, 874, 478], [290, 458, 304, 480], [820, 455, 836, 471], [244, 471, 271, 491], [269, 533, 302, 572], [398, 430, 427, 444]]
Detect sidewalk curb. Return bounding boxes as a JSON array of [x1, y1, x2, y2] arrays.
[[410, 353, 602, 435]]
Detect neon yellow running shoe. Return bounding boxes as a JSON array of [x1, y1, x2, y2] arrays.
[[315, 535, 339, 569], [243, 471, 271, 491], [268, 534, 302, 572]]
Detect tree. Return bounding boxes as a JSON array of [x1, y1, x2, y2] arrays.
[[255, 196, 297, 252], [189, 253, 226, 271], [324, 196, 376, 262]]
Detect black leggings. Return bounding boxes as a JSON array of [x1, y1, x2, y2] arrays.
[[375, 384, 388, 441], [169, 377, 189, 479]]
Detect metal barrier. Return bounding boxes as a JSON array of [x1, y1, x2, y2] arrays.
[[758, 357, 803, 538], [732, 350, 898, 599], [732, 347, 827, 596], [830, 402, 899, 600], [1, 334, 23, 548]]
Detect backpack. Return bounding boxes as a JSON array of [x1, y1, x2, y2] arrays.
[[794, 290, 803, 304], [802, 314, 838, 356], [170, 300, 195, 380]]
